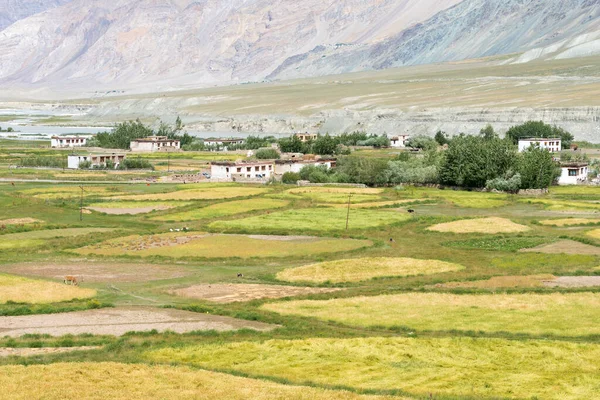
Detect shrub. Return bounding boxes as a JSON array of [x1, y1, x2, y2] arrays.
[[282, 172, 301, 184], [254, 148, 280, 160], [486, 173, 522, 192], [118, 158, 154, 170]]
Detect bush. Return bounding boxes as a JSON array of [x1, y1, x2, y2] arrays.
[[486, 173, 522, 192], [118, 158, 154, 170], [405, 135, 438, 151], [20, 156, 66, 168], [282, 172, 301, 184], [78, 161, 92, 169], [505, 121, 574, 149], [255, 148, 280, 159]]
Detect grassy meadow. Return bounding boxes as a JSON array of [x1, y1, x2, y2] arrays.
[[3, 158, 600, 399]]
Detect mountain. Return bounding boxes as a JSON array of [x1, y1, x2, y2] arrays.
[[0, 0, 72, 31], [0, 0, 599, 94]]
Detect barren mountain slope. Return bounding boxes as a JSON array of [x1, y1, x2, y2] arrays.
[[0, 0, 72, 31], [0, 0, 461, 90]]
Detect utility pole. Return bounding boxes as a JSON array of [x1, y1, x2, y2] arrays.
[[167, 153, 170, 173], [345, 194, 353, 230], [79, 185, 86, 221]]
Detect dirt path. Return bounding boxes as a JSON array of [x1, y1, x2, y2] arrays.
[[0, 347, 100, 357], [0, 307, 276, 337], [170, 284, 340, 303]]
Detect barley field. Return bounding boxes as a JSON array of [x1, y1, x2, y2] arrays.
[[428, 217, 530, 234], [0, 274, 95, 304], [152, 198, 289, 221]]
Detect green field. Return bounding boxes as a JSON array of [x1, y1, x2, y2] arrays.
[[0, 228, 114, 250], [210, 208, 410, 233], [263, 293, 600, 336], [152, 198, 289, 221], [73, 232, 372, 259], [146, 336, 600, 399]]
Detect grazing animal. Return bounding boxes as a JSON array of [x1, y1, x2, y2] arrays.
[[64, 276, 80, 286], [237, 273, 244, 278], [407, 209, 415, 214], [389, 238, 395, 243]]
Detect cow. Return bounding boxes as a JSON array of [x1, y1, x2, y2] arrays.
[[64, 276, 81, 286], [407, 209, 415, 214], [237, 273, 244, 278]]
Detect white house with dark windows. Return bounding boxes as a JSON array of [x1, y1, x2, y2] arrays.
[[210, 161, 274, 181], [68, 154, 126, 169], [518, 138, 562, 153], [558, 162, 588, 185], [51, 136, 87, 148], [130, 136, 180, 152], [390, 135, 410, 148], [274, 158, 336, 175]]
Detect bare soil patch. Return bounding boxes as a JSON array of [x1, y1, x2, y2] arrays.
[[521, 240, 600, 255], [0, 347, 100, 358], [432, 275, 555, 289], [87, 206, 172, 215], [0, 218, 43, 225], [0, 307, 275, 337], [0, 261, 189, 283], [170, 284, 340, 303], [543, 276, 600, 288]]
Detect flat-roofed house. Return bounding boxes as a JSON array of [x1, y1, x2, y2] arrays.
[[68, 154, 126, 169], [295, 133, 318, 142], [390, 135, 410, 148], [518, 138, 562, 153], [51, 136, 87, 148], [130, 136, 180, 152], [211, 161, 274, 181], [274, 158, 336, 176], [558, 162, 588, 185]]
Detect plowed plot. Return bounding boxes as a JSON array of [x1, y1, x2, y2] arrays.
[[263, 292, 600, 336], [170, 284, 341, 303], [521, 240, 600, 255], [428, 217, 529, 234], [146, 337, 600, 400], [74, 233, 372, 259], [0, 362, 396, 400], [0, 307, 275, 337], [544, 276, 600, 288], [0, 261, 189, 283], [0, 347, 99, 358], [111, 187, 267, 201], [277, 257, 465, 283]]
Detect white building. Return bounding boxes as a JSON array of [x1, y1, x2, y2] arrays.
[[275, 158, 336, 175], [130, 136, 180, 152], [295, 133, 318, 143], [204, 138, 245, 150], [518, 138, 562, 153], [558, 162, 588, 185], [210, 161, 274, 181], [68, 154, 126, 169], [51, 136, 87, 148], [390, 135, 410, 148]]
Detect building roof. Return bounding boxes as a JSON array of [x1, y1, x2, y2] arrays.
[[211, 161, 274, 166], [519, 138, 561, 142], [51, 136, 86, 139], [132, 136, 178, 143], [560, 162, 588, 168]]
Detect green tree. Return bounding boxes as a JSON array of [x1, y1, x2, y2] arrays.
[[254, 148, 280, 159], [505, 121, 573, 149], [439, 135, 518, 188], [406, 135, 438, 151], [281, 172, 301, 184], [312, 134, 340, 155], [335, 156, 388, 186], [434, 131, 449, 145], [278, 135, 306, 153], [518, 146, 561, 189], [92, 120, 154, 149], [480, 124, 497, 140]]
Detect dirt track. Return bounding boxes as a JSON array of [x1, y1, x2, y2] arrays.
[[171, 284, 340, 303], [0, 307, 276, 337]]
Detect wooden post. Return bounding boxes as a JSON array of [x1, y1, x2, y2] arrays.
[[345, 194, 352, 230]]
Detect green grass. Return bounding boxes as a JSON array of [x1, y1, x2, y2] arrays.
[[209, 208, 410, 233], [263, 292, 600, 337], [73, 233, 373, 259], [443, 236, 548, 252], [146, 336, 600, 399], [152, 198, 289, 221], [0, 228, 114, 250]]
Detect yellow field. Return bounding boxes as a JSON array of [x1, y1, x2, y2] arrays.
[[400, 188, 509, 208], [110, 187, 268, 201], [521, 198, 600, 212], [427, 217, 530, 234], [263, 292, 600, 336], [284, 187, 384, 204], [586, 229, 600, 240], [324, 200, 424, 209], [288, 187, 384, 195], [539, 218, 600, 226], [152, 198, 288, 221], [0, 362, 396, 400], [277, 257, 464, 283], [73, 233, 372, 259], [19, 187, 123, 199], [437, 275, 555, 289], [147, 336, 600, 400], [0, 274, 95, 304]]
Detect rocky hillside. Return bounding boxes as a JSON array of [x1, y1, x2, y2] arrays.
[[0, 0, 599, 93], [0, 0, 72, 31]]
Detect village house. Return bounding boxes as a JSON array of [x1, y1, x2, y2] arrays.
[[274, 158, 336, 176], [518, 138, 562, 153], [295, 133, 318, 142], [204, 138, 245, 151], [51, 136, 88, 148], [210, 160, 274, 181], [558, 162, 588, 185], [130, 136, 180, 152], [390, 135, 411, 148], [68, 154, 126, 169]]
